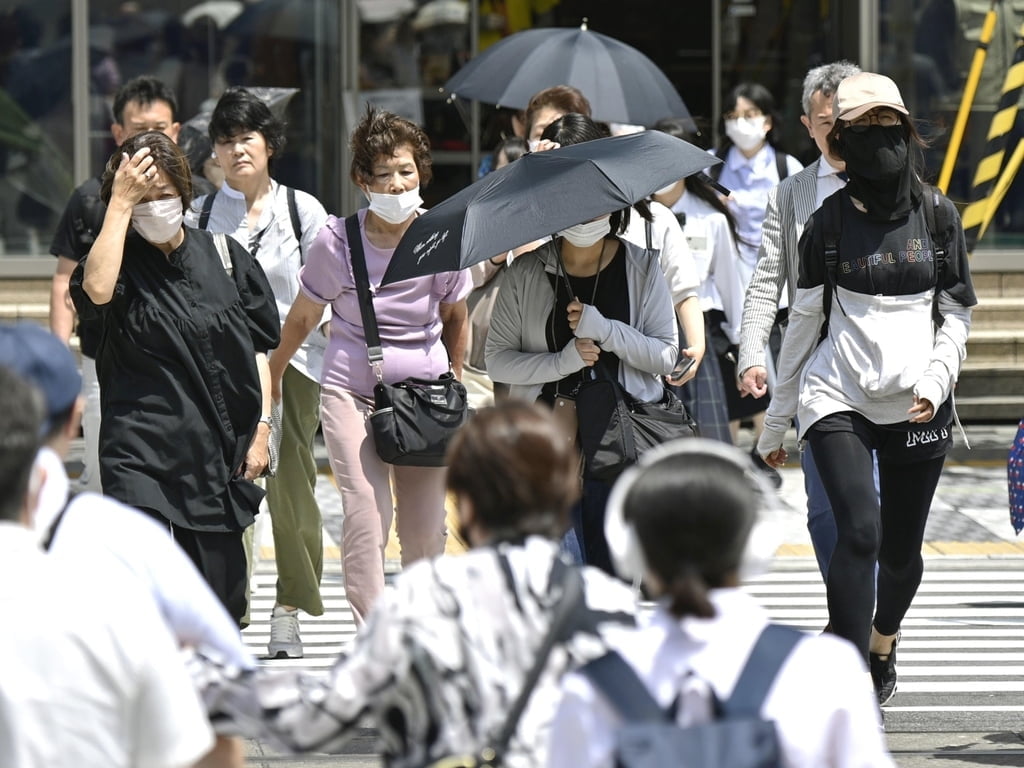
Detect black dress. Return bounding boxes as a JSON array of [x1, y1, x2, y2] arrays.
[[70, 228, 281, 532]]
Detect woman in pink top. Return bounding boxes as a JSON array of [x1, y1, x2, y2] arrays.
[[269, 108, 471, 624]]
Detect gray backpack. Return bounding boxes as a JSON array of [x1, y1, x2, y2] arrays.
[[580, 624, 802, 768]]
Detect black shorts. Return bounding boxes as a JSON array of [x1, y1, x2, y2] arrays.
[[808, 410, 953, 464]]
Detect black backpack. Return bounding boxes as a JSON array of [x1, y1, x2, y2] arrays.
[[818, 186, 952, 343], [580, 624, 802, 768]]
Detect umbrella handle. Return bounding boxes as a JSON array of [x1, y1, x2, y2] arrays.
[[693, 172, 731, 198]]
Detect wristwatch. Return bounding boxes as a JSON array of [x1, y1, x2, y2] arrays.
[[258, 415, 272, 427]]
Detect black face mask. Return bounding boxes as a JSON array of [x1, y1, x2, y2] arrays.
[[838, 124, 921, 220], [838, 124, 909, 181]]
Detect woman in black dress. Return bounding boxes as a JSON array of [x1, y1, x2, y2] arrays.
[[71, 131, 280, 624]]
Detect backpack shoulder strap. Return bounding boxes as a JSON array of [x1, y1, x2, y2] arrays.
[[923, 186, 950, 327], [198, 192, 216, 230], [721, 624, 803, 717], [819, 192, 843, 343], [212, 232, 232, 274], [775, 150, 789, 182], [580, 651, 669, 723], [286, 186, 304, 263]]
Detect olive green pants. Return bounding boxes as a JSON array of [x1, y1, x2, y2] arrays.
[[265, 364, 324, 615]]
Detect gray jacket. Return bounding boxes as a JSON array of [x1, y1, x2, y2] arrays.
[[737, 159, 822, 376], [485, 238, 678, 404]]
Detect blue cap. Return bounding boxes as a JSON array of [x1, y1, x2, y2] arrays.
[[0, 323, 81, 433]]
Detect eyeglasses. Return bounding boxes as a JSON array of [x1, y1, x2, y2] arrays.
[[845, 108, 901, 131], [724, 108, 763, 121]]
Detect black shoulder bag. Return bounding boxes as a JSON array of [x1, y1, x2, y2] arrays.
[[346, 214, 469, 466], [556, 253, 696, 481]]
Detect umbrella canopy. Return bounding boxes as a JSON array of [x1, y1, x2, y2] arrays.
[[442, 23, 693, 129], [181, 1, 245, 29], [383, 131, 716, 285], [224, 0, 339, 44]]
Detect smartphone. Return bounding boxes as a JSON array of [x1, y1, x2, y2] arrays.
[[669, 354, 696, 380]]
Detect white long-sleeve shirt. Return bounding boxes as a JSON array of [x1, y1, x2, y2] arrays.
[[548, 589, 894, 768]]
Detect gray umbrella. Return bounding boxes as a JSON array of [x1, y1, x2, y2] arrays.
[[383, 130, 717, 285], [442, 23, 693, 129]]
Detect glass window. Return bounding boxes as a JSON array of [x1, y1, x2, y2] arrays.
[[0, 1, 75, 256], [0, 0, 345, 258]]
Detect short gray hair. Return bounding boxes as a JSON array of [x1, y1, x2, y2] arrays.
[[802, 60, 862, 116]]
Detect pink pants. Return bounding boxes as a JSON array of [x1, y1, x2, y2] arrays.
[[320, 386, 447, 624]]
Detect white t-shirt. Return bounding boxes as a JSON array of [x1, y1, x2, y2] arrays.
[[549, 589, 894, 768], [674, 192, 746, 344], [187, 180, 330, 381], [0, 523, 213, 768], [621, 200, 700, 306], [33, 447, 254, 669]]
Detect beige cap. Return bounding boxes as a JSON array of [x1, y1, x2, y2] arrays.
[[833, 72, 909, 122]]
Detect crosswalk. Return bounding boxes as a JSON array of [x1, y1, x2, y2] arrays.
[[242, 552, 1024, 736], [747, 557, 1024, 734]]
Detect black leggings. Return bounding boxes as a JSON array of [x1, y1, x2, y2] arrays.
[[808, 426, 946, 660]]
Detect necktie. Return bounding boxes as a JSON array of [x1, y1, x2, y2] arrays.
[[836, 171, 849, 182]]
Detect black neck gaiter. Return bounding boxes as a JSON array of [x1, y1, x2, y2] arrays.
[[839, 124, 922, 221]]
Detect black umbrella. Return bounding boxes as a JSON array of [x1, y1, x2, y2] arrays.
[[442, 23, 693, 129], [383, 131, 717, 285]]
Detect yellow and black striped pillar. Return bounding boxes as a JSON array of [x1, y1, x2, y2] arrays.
[[962, 22, 1024, 252]]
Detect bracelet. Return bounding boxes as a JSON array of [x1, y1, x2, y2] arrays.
[[258, 416, 272, 427]]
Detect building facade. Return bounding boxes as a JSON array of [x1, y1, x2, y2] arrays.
[[1, 0, 1022, 275]]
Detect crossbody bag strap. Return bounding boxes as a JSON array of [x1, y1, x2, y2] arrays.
[[488, 557, 583, 763], [721, 624, 802, 717], [41, 490, 78, 552], [344, 214, 384, 372]]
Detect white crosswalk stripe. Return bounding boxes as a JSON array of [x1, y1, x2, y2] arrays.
[[242, 548, 1024, 729], [242, 560, 356, 670], [747, 558, 1024, 732]]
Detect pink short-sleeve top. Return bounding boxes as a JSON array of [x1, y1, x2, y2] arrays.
[[299, 210, 472, 399]]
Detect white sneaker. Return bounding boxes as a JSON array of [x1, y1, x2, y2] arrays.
[[268, 606, 303, 659]]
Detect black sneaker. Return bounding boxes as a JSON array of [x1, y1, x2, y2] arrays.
[[869, 631, 900, 706], [749, 447, 783, 490]]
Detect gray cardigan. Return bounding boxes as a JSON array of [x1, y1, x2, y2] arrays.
[[485, 238, 678, 404]]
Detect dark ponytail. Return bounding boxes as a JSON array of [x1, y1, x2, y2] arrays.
[[622, 452, 758, 620], [666, 564, 715, 619]]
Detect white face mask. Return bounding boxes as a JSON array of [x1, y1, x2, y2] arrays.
[[654, 181, 679, 197], [131, 197, 183, 243], [724, 116, 768, 152], [365, 186, 422, 224], [558, 215, 611, 247]]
